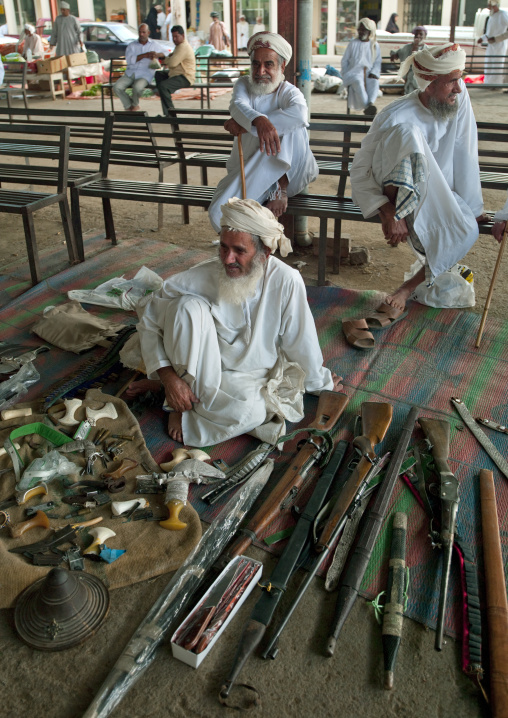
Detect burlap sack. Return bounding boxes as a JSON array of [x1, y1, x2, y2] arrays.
[[0, 389, 202, 609]]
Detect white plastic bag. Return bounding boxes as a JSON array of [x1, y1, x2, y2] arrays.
[[16, 450, 81, 491], [405, 258, 475, 308], [67, 266, 163, 311]]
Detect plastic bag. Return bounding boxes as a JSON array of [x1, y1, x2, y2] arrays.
[[67, 266, 163, 311], [405, 258, 475, 308], [0, 362, 39, 413], [314, 74, 342, 93], [149, 58, 162, 70], [16, 449, 81, 491]]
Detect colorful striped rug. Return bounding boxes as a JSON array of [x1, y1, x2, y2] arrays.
[[1, 238, 507, 643]]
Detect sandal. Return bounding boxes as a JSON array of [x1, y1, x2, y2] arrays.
[[364, 303, 408, 330], [342, 319, 375, 350]]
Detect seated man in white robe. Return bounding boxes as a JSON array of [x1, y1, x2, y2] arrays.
[[341, 18, 381, 116], [129, 198, 342, 447], [350, 43, 489, 316], [208, 32, 318, 232]]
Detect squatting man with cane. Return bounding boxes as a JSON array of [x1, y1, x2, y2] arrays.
[[125, 198, 342, 446], [208, 32, 318, 231]]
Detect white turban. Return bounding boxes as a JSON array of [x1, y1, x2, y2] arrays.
[[24, 23, 35, 33], [399, 42, 466, 91], [247, 32, 292, 63], [358, 17, 377, 64], [60, 2, 70, 8], [220, 197, 293, 257]]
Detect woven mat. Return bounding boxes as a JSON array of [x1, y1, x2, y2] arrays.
[[1, 240, 507, 640]]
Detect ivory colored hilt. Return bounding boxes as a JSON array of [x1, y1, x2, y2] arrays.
[[86, 402, 118, 424], [83, 526, 116, 555], [15, 483, 49, 506], [59, 398, 83, 427], [160, 499, 187, 531], [111, 498, 149, 516], [10, 510, 50, 538]]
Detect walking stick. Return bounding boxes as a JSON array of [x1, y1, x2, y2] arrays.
[[238, 133, 247, 200], [475, 224, 508, 348], [480, 469, 508, 718]]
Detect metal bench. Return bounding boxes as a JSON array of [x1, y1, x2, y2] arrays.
[[0, 123, 80, 285]]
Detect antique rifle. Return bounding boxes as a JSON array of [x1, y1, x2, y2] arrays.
[[261, 401, 394, 659], [480, 469, 508, 718], [222, 390, 350, 562], [219, 439, 349, 701], [316, 401, 394, 551], [419, 417, 459, 651], [326, 406, 418, 656]]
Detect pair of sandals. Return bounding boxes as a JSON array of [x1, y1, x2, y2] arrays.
[[342, 303, 408, 350]]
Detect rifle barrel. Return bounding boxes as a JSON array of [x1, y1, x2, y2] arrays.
[[326, 406, 418, 656]]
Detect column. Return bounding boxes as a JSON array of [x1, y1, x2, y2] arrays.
[[4, 0, 17, 33], [269, 0, 277, 32], [125, 0, 137, 29], [327, 0, 337, 57], [78, 0, 94, 20]]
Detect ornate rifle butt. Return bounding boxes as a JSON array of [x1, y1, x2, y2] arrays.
[[480, 469, 508, 718]]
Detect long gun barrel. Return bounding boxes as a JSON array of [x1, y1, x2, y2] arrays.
[[261, 449, 390, 660], [224, 390, 349, 560], [480, 469, 508, 718], [316, 401, 394, 551], [419, 417, 459, 651], [326, 406, 418, 656], [220, 439, 349, 700]]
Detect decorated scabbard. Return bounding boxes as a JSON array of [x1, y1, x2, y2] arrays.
[[382, 511, 408, 690]]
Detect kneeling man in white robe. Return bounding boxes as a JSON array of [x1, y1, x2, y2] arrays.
[[208, 32, 318, 232], [351, 43, 489, 310], [131, 198, 342, 447]]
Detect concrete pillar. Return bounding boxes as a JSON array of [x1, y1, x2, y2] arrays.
[[125, 0, 137, 29], [4, 0, 18, 33], [327, 0, 337, 56], [172, 0, 186, 35], [380, 0, 398, 33], [78, 0, 94, 21], [40, 0, 51, 20], [295, 0, 313, 246], [223, 0, 231, 41], [269, 0, 277, 32], [441, 0, 452, 27]]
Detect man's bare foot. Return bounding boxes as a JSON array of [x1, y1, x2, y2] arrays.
[[124, 378, 162, 398], [385, 265, 426, 311], [168, 412, 183, 443], [384, 287, 412, 312], [266, 192, 288, 218], [130, 105, 141, 111], [331, 373, 344, 392]]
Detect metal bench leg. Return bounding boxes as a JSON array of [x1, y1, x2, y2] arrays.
[[180, 164, 190, 224], [22, 210, 41, 286], [158, 167, 164, 231], [318, 217, 328, 287], [102, 198, 117, 245], [201, 166, 208, 186], [71, 189, 85, 256], [59, 197, 80, 265], [333, 219, 342, 274], [22, 90, 30, 121]]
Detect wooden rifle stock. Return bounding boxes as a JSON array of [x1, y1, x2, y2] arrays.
[[419, 417, 458, 651], [316, 402, 393, 551], [226, 391, 349, 559], [480, 469, 508, 718]]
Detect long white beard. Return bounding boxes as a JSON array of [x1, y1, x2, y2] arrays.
[[217, 255, 265, 305], [427, 96, 459, 120], [248, 68, 285, 96]]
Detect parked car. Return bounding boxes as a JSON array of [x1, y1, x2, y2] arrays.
[[81, 22, 173, 60]]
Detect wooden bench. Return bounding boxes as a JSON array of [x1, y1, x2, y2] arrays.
[[0, 107, 180, 229], [0, 123, 81, 285], [72, 114, 497, 286]]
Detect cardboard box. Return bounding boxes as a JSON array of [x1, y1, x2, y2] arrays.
[[171, 556, 262, 669], [37, 56, 66, 74], [66, 51, 88, 67]]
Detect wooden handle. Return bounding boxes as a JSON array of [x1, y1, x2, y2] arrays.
[[160, 500, 187, 530], [103, 458, 138, 481], [480, 469, 508, 718], [10, 510, 50, 538], [476, 226, 507, 348], [238, 134, 247, 200]]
